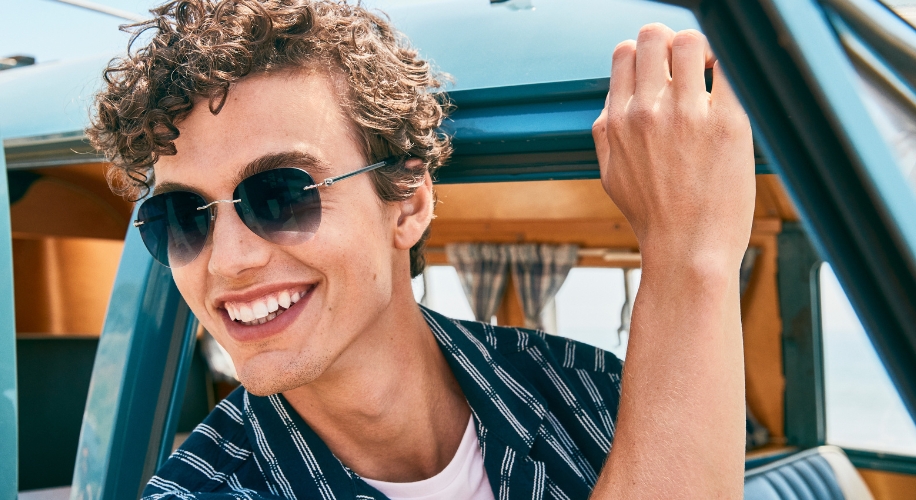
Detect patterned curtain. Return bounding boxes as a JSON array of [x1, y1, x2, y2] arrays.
[[508, 243, 579, 330], [446, 243, 510, 322]]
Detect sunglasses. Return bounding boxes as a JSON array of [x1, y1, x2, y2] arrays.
[[133, 157, 402, 268]]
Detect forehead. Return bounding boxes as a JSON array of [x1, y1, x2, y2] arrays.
[[153, 70, 365, 196]]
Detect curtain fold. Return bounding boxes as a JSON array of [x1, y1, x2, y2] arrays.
[[508, 243, 579, 330], [445, 243, 510, 322]]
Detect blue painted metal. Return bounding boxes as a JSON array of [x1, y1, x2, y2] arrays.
[[438, 78, 772, 183], [0, 133, 18, 498], [0, 55, 111, 143], [0, 2, 770, 180], [0, 0, 695, 145], [367, 0, 697, 92], [155, 316, 199, 469], [71, 218, 198, 500], [674, 0, 916, 424]]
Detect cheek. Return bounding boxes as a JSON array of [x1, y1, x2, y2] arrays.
[[307, 199, 396, 312]]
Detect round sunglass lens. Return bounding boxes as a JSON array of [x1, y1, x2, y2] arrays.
[[233, 168, 321, 246], [136, 191, 210, 267]]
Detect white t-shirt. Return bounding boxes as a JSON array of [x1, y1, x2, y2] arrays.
[[361, 416, 495, 500]]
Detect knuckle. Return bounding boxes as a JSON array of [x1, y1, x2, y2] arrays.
[[672, 29, 706, 47], [637, 22, 675, 41], [591, 117, 605, 137], [627, 100, 657, 127], [608, 108, 627, 130], [612, 40, 637, 61]]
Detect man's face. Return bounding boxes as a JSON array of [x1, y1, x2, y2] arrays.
[[154, 70, 408, 396]]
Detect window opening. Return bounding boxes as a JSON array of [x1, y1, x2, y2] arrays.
[[554, 267, 640, 360], [412, 265, 476, 322], [820, 263, 916, 456]]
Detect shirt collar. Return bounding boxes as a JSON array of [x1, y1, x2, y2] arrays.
[[420, 306, 547, 456], [241, 306, 549, 499]]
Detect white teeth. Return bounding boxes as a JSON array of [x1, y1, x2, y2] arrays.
[[253, 301, 269, 320], [239, 305, 254, 323], [278, 291, 291, 309], [228, 287, 308, 326]]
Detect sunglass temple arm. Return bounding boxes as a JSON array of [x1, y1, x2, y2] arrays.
[[302, 157, 401, 191]]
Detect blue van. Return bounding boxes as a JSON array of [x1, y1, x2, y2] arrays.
[[2, 0, 915, 498]]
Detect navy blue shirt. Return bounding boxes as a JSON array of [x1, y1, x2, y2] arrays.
[[143, 307, 624, 499]]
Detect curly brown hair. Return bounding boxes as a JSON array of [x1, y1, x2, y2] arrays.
[[87, 0, 452, 277]]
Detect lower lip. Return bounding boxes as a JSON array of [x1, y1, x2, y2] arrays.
[[221, 286, 315, 343]]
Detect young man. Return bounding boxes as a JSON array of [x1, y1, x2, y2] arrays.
[[89, 1, 754, 498]]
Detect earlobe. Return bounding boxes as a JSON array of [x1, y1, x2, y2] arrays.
[[393, 164, 434, 251]]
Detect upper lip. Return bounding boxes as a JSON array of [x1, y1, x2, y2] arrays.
[[212, 281, 317, 310]]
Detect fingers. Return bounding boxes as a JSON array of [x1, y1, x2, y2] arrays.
[[609, 40, 637, 112], [634, 23, 676, 101], [710, 61, 745, 114], [671, 30, 714, 100]]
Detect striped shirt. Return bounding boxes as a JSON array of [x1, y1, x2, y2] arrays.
[[143, 306, 624, 500]]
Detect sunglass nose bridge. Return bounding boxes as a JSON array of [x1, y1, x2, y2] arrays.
[[197, 199, 242, 220]]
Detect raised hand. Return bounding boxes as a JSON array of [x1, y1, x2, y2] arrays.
[[590, 24, 754, 499], [592, 24, 755, 270]]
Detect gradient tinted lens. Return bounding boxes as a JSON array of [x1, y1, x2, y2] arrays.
[[234, 168, 321, 246], [136, 191, 210, 268]]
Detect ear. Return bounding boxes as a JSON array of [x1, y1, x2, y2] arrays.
[[393, 159, 434, 251]]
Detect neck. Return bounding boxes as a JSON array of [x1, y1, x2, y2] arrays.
[[283, 287, 470, 482]]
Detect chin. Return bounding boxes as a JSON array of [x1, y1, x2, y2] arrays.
[[235, 351, 331, 397]]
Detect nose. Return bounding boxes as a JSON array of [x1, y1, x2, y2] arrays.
[[204, 201, 272, 278]]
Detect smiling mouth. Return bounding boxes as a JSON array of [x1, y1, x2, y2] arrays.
[[224, 285, 313, 326]]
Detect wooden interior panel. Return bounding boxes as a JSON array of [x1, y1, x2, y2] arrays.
[[11, 163, 132, 240], [859, 468, 916, 500], [13, 237, 123, 335], [744, 229, 786, 440], [757, 174, 800, 222], [496, 272, 527, 327], [436, 176, 794, 221], [435, 179, 623, 220], [429, 219, 640, 249]]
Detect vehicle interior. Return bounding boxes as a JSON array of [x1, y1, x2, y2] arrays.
[[3, 0, 916, 499]]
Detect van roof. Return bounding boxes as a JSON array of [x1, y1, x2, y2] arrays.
[[0, 0, 696, 160]]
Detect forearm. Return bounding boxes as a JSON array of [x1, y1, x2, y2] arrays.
[[591, 253, 746, 499]]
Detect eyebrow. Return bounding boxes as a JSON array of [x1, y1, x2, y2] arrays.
[[152, 151, 332, 197]]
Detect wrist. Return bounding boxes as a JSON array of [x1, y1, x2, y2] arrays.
[[638, 242, 743, 289]]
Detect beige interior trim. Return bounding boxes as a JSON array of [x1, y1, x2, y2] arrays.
[[820, 446, 876, 500]]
